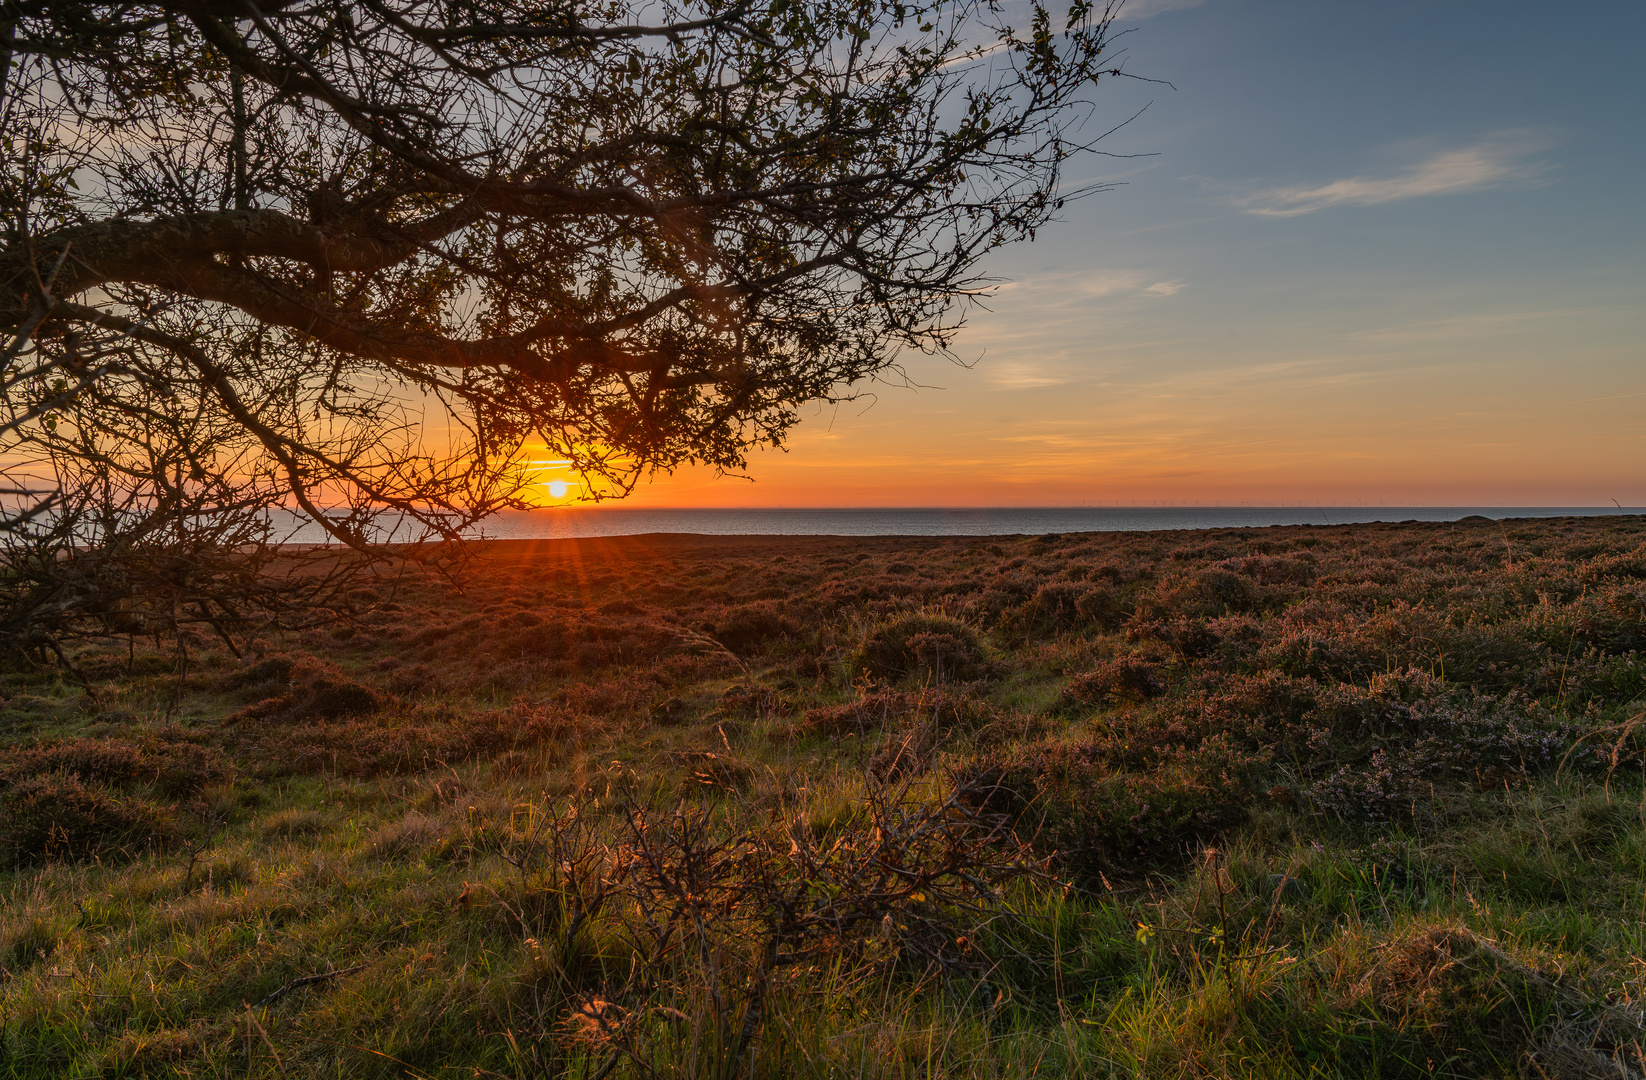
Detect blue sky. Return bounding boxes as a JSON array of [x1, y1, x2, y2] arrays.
[[627, 0, 1646, 507]]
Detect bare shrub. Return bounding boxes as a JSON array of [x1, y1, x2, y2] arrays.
[[869, 725, 939, 781], [467, 778, 1043, 1077]]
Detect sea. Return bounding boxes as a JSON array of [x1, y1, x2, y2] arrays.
[[280, 506, 1644, 543]]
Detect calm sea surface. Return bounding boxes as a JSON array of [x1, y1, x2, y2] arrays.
[[289, 506, 1641, 542]]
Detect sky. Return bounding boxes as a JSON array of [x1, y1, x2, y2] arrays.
[[572, 0, 1646, 509]]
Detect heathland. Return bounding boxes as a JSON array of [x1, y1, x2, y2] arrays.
[[3, 516, 1646, 1078]]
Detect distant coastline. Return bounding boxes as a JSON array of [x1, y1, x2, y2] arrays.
[[276, 506, 1645, 544]]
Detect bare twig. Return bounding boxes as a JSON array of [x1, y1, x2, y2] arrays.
[[253, 963, 369, 1008]]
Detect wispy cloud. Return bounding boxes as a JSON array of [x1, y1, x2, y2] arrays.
[[980, 361, 1070, 389], [1113, 0, 1206, 19], [1051, 270, 1187, 300], [963, 269, 1190, 386], [1237, 133, 1553, 217], [981, 269, 1186, 306], [1075, 271, 1154, 298]]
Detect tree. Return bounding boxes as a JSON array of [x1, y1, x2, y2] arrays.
[[2, 0, 1130, 548]]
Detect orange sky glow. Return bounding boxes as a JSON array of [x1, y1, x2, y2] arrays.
[[521, 296, 1644, 509], [527, 0, 1645, 512]]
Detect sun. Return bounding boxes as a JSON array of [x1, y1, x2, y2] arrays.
[[547, 480, 569, 498]]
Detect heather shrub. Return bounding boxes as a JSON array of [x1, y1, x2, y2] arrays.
[[1151, 668, 1584, 804], [409, 607, 680, 671], [1120, 671, 1321, 773], [1146, 566, 1260, 619], [999, 580, 1126, 634], [220, 652, 385, 723], [218, 652, 307, 700], [1073, 583, 1127, 629], [1303, 750, 1421, 822], [1199, 613, 1268, 668], [384, 661, 441, 696], [238, 700, 584, 777], [905, 631, 981, 682], [551, 674, 658, 717], [961, 577, 1039, 628], [474, 656, 561, 693], [1256, 603, 1447, 681], [1312, 926, 1590, 1078], [1302, 669, 1445, 741], [1062, 655, 1166, 705], [298, 677, 385, 720], [229, 676, 384, 724], [651, 651, 744, 684], [0, 773, 175, 864], [1574, 587, 1646, 653], [0, 734, 228, 798], [1560, 648, 1646, 702], [968, 733, 1255, 878], [718, 683, 790, 717], [1577, 548, 1646, 583], [707, 601, 802, 654], [1129, 614, 1221, 661], [1397, 694, 1584, 780], [853, 612, 988, 682], [799, 687, 995, 739], [1237, 552, 1318, 587]]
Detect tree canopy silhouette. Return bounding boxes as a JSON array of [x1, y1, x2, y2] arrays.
[[2, 0, 1129, 542]]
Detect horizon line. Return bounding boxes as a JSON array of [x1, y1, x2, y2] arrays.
[[517, 503, 1645, 512]]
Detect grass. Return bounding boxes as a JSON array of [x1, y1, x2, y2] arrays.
[[2, 517, 1646, 1077]]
